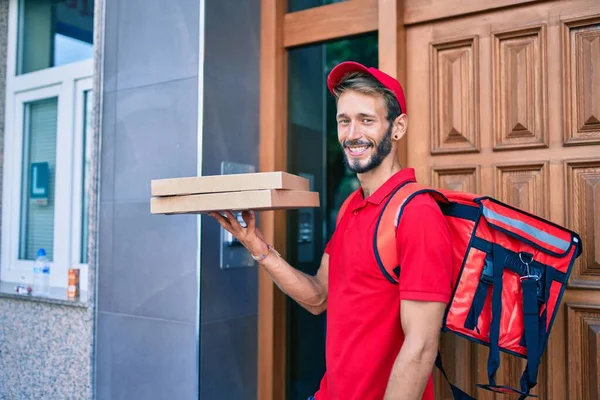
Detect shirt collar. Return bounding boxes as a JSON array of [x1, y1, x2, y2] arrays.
[[359, 168, 417, 205]]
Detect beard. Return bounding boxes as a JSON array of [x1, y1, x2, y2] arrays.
[[341, 123, 393, 174]]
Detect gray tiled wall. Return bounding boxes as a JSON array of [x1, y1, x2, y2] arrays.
[[96, 0, 200, 398], [199, 0, 260, 399], [97, 0, 261, 398]]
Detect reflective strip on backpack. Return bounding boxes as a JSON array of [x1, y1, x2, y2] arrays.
[[481, 206, 571, 252]]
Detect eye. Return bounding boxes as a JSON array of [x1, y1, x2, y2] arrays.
[[338, 119, 350, 125], [362, 118, 373, 124]]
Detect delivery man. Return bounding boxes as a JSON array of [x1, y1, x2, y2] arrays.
[[208, 61, 453, 400]]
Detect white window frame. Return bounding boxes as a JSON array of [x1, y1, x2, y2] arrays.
[[70, 78, 94, 272], [1, 0, 94, 292]]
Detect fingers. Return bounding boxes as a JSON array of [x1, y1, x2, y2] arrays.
[[208, 211, 265, 251], [242, 210, 256, 231], [222, 211, 242, 230], [209, 210, 257, 236], [208, 212, 232, 230], [209, 210, 246, 231]]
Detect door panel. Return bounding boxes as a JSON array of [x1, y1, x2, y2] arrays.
[[562, 15, 600, 147], [406, 1, 600, 399]]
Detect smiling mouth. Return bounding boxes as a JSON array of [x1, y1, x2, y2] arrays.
[[345, 144, 372, 157]]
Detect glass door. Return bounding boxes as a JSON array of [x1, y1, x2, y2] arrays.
[[285, 33, 378, 400]]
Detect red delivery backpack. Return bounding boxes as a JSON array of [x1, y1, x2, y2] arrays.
[[336, 179, 582, 400]]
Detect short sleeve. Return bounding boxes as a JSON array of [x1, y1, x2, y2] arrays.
[[396, 196, 453, 304]]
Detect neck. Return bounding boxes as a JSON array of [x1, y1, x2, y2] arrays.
[[357, 156, 402, 198]]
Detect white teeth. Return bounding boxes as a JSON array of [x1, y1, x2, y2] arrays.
[[348, 145, 369, 155]]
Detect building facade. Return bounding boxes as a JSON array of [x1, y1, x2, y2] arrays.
[[0, 0, 598, 399]]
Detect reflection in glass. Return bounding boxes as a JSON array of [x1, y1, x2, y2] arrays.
[[19, 98, 59, 261], [286, 33, 378, 400], [80, 90, 93, 264], [18, 0, 95, 75]]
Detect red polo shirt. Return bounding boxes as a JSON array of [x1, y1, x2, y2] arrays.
[[314, 168, 453, 400]]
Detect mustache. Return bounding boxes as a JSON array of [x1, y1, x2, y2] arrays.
[[343, 139, 372, 148]]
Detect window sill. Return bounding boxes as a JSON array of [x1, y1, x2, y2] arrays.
[[0, 282, 89, 308]]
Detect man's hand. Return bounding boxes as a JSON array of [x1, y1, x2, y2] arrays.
[[383, 299, 446, 400], [208, 210, 268, 256], [208, 209, 329, 315]]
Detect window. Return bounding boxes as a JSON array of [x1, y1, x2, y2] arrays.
[[19, 97, 58, 262], [1, 0, 94, 294], [17, 0, 95, 75], [73, 88, 94, 266]]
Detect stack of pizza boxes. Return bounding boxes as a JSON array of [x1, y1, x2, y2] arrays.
[[150, 171, 320, 215]]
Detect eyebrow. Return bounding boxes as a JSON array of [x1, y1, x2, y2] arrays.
[[336, 112, 378, 119]]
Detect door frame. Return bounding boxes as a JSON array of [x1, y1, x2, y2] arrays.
[[258, 1, 407, 399]]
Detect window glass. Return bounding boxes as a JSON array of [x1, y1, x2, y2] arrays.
[[80, 90, 93, 264], [288, 0, 346, 12], [18, 0, 95, 75], [19, 97, 58, 261]]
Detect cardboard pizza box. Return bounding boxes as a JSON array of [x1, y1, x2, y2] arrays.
[[150, 171, 319, 215], [150, 189, 319, 215], [151, 171, 310, 197]]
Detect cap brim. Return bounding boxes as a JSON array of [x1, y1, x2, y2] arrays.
[[327, 61, 371, 94]]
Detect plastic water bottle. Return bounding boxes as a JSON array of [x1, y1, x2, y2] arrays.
[[33, 249, 46, 295], [41, 253, 51, 296]]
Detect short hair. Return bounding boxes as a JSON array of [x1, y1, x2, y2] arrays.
[[332, 72, 401, 125]]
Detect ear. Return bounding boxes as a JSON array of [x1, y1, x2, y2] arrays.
[[392, 114, 408, 142]]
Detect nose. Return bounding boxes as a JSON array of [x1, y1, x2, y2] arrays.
[[347, 121, 361, 140]]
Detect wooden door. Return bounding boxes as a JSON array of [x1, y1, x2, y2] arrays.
[[404, 1, 600, 399]]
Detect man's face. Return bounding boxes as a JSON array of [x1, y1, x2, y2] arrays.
[[336, 90, 393, 174]]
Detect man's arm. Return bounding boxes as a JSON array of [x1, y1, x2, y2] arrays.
[[383, 299, 445, 400], [384, 196, 454, 399], [209, 210, 328, 315], [259, 249, 329, 315]]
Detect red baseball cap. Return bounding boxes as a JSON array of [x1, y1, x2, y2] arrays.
[[327, 61, 407, 114]]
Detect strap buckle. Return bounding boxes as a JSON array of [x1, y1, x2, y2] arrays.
[[519, 252, 539, 282], [481, 256, 494, 284]]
